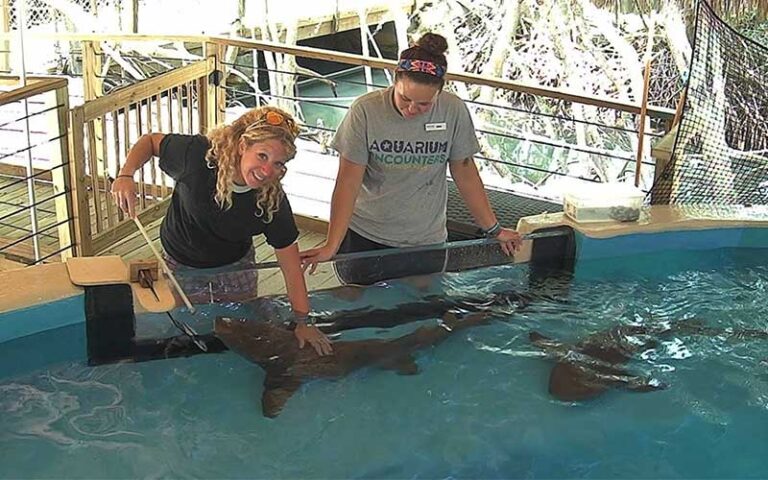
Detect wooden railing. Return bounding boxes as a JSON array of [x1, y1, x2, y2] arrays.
[[68, 57, 217, 255]]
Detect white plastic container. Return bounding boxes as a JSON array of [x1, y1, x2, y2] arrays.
[[563, 183, 644, 223]]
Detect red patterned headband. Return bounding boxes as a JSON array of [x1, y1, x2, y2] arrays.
[[396, 59, 446, 78]]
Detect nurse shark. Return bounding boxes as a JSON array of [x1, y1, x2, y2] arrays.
[[215, 310, 491, 418], [529, 320, 768, 402]]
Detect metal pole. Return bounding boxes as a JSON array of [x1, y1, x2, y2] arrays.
[[18, 0, 41, 262], [254, 229, 572, 271], [634, 59, 652, 188]]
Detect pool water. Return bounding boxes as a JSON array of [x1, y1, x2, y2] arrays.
[[297, 68, 390, 132], [1, 248, 768, 479]]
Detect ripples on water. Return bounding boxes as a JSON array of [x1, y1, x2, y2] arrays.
[[1, 249, 768, 478]]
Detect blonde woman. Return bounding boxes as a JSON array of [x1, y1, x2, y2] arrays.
[[111, 106, 332, 355]]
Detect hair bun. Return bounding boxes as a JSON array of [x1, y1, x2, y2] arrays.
[[415, 33, 448, 56]]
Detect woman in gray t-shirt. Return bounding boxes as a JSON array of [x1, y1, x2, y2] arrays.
[[300, 33, 522, 285]]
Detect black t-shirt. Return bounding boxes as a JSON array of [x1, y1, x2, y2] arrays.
[[158, 134, 299, 268]]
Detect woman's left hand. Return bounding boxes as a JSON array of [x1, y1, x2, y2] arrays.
[[496, 228, 523, 256], [294, 323, 333, 356]]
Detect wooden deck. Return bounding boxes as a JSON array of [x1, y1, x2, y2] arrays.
[[0, 173, 63, 266], [0, 169, 124, 265]]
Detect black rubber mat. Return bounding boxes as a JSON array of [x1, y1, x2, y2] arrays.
[[446, 181, 562, 240]]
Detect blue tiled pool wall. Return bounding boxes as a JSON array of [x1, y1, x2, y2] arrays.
[[573, 227, 768, 281], [0, 295, 85, 379], [0, 322, 85, 379], [0, 294, 83, 344], [576, 227, 766, 260]]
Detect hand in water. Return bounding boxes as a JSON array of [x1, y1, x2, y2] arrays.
[[295, 322, 333, 356]]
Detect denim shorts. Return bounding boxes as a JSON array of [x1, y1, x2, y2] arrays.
[[163, 247, 259, 303]]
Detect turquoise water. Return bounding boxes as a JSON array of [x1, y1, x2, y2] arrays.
[[1, 248, 768, 478], [297, 68, 391, 131]]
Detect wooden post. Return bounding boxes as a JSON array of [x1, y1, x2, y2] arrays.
[[132, 0, 139, 33], [50, 84, 76, 260], [196, 76, 207, 134], [186, 80, 193, 133], [0, 0, 10, 73], [634, 59, 652, 188], [82, 41, 103, 101], [82, 40, 108, 211], [196, 50, 220, 134], [671, 89, 686, 130], [215, 43, 227, 127], [67, 107, 94, 256]]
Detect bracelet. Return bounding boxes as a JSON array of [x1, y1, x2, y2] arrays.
[[293, 312, 316, 326], [116, 174, 134, 179], [483, 221, 502, 238]]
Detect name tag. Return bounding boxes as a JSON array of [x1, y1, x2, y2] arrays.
[[424, 122, 447, 132]]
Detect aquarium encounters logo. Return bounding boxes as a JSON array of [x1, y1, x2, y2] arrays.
[[370, 139, 449, 168]]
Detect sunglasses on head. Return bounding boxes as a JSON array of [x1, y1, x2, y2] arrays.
[[245, 110, 296, 133]]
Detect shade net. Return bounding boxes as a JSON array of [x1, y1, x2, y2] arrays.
[[648, 1, 768, 208]]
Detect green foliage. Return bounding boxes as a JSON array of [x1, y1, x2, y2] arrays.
[[732, 11, 768, 45], [486, 132, 550, 185]]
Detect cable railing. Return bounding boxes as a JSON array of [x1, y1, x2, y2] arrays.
[[10, 33, 673, 122], [0, 33, 679, 259], [224, 83, 659, 192], [0, 76, 74, 265], [236, 59, 666, 137], [0, 160, 67, 192], [216, 51, 668, 194]]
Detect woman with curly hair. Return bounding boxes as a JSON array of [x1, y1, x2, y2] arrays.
[[111, 105, 332, 355], [300, 33, 522, 285]]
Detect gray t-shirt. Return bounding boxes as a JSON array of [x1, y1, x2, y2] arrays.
[[332, 86, 480, 247]]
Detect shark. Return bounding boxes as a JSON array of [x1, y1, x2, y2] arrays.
[[529, 319, 768, 402], [314, 291, 530, 334], [214, 310, 491, 418]]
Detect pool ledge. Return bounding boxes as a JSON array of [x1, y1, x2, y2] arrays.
[[514, 205, 768, 262], [0, 263, 81, 315], [0, 257, 175, 316], [518, 205, 768, 239], [0, 263, 84, 344]]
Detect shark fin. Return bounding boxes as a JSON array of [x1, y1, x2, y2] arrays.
[[261, 374, 302, 418], [380, 355, 420, 375], [625, 377, 667, 393], [548, 362, 609, 401], [529, 331, 560, 349]]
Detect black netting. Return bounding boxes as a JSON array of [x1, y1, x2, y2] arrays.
[[648, 1, 768, 207]]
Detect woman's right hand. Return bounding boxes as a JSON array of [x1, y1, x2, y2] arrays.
[[111, 175, 138, 218], [299, 243, 337, 274], [294, 322, 333, 356]]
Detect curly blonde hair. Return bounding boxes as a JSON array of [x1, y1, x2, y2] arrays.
[[205, 105, 301, 223]]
